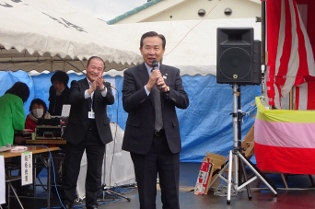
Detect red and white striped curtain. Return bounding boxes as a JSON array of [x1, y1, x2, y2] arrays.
[[266, 0, 315, 110]]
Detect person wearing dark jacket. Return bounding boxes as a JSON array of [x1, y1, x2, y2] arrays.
[[122, 31, 189, 209], [48, 71, 70, 116], [60, 56, 114, 209]]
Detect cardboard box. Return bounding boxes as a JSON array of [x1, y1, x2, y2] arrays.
[[194, 157, 213, 195], [206, 153, 227, 189], [241, 125, 254, 159], [194, 153, 227, 195]]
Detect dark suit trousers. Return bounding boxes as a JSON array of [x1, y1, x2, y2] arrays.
[[62, 122, 105, 207], [131, 133, 180, 209]]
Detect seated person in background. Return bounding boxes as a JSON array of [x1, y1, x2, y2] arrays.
[[49, 71, 70, 116], [0, 82, 30, 146], [25, 98, 51, 132], [25, 98, 58, 193]]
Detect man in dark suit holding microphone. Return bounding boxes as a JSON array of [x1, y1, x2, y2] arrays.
[[61, 56, 114, 209], [122, 31, 189, 209]]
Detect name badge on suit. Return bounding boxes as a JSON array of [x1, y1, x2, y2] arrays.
[[88, 110, 95, 119]]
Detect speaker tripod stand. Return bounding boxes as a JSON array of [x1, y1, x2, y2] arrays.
[[100, 184, 131, 202], [98, 149, 131, 202], [208, 84, 277, 204]]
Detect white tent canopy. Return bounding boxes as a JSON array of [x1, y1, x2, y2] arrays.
[[0, 0, 261, 75], [105, 18, 261, 76], [0, 0, 142, 72]]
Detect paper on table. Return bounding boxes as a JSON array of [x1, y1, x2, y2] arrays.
[[11, 146, 27, 152], [0, 146, 11, 152], [0, 156, 5, 204]]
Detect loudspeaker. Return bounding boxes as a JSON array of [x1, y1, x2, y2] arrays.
[[216, 28, 261, 85], [252, 40, 262, 85]]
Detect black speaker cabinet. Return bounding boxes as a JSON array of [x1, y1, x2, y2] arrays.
[[216, 28, 261, 85]]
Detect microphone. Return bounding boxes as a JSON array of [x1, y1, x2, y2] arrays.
[[151, 60, 158, 72], [151, 60, 162, 89]]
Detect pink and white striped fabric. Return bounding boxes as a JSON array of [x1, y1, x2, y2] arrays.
[[254, 97, 315, 174], [266, 0, 315, 109]]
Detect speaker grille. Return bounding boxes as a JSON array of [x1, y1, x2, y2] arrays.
[[218, 46, 251, 82]]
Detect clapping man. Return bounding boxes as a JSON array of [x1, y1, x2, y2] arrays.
[[61, 56, 114, 209]]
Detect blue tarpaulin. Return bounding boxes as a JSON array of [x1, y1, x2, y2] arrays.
[[0, 71, 260, 162]]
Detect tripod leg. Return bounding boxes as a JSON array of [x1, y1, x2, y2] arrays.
[[236, 151, 277, 195], [227, 150, 233, 204], [108, 189, 131, 202], [208, 160, 230, 189], [239, 156, 252, 200], [101, 184, 132, 202]]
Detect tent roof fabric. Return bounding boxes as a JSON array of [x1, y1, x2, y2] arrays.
[[0, 0, 260, 75], [0, 0, 143, 72], [103, 18, 261, 77]]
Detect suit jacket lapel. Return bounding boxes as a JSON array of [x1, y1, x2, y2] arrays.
[[160, 65, 169, 86], [138, 63, 158, 107], [137, 63, 149, 86], [159, 65, 166, 108]]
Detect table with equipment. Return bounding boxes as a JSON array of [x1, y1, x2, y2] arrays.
[[0, 146, 60, 209]]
